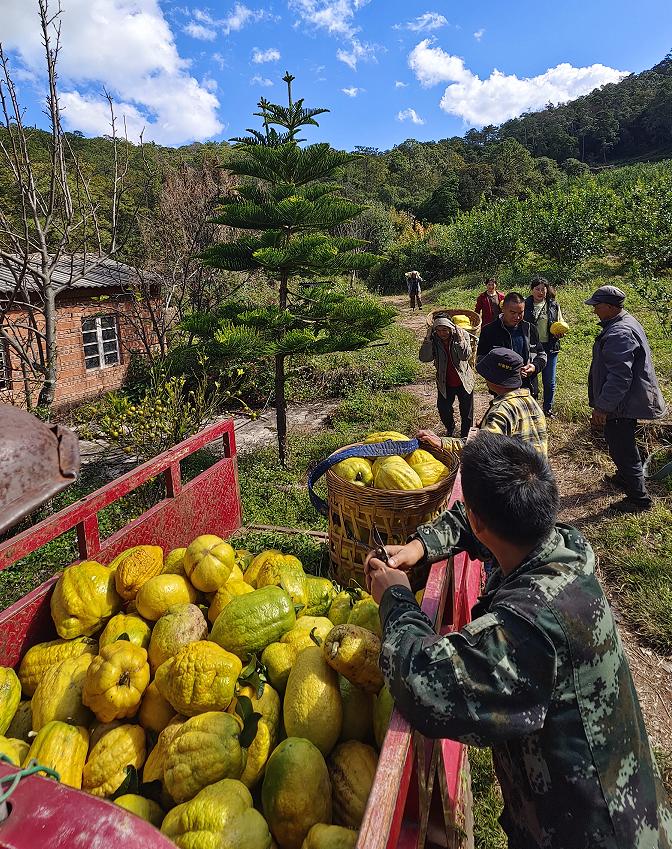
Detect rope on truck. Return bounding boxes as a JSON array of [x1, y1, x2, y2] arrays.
[[0, 755, 61, 822]]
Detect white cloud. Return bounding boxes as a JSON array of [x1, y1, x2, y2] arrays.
[[395, 12, 448, 32], [395, 80, 408, 88], [288, 0, 361, 38], [473, 28, 485, 41], [184, 22, 217, 40], [341, 86, 363, 97], [252, 47, 281, 63], [408, 39, 628, 125], [336, 38, 378, 70], [397, 108, 425, 125], [1, 0, 223, 145], [250, 75, 274, 87]]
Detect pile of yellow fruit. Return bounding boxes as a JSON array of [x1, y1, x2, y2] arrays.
[[0, 541, 395, 849], [332, 431, 451, 491]]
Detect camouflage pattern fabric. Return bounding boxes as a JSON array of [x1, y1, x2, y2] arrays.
[[379, 503, 672, 848]]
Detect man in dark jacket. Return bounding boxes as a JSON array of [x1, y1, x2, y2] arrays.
[[365, 432, 672, 849], [477, 292, 546, 398], [586, 285, 666, 513]]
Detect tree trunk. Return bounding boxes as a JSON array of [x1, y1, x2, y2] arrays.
[[275, 353, 287, 466], [37, 282, 57, 408]]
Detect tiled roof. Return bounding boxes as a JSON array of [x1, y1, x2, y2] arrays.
[[0, 255, 160, 294]]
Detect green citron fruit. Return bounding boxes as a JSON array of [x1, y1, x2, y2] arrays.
[[283, 646, 342, 757]]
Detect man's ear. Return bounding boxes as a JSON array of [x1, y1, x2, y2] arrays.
[[465, 503, 486, 536]]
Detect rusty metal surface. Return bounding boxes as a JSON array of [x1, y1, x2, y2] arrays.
[[0, 406, 80, 536]]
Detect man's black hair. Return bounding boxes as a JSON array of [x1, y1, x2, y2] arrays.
[[503, 291, 525, 306], [460, 431, 558, 546]]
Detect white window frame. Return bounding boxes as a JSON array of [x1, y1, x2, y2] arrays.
[[81, 314, 121, 371]]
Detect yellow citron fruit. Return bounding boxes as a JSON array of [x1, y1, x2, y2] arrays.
[[261, 616, 333, 692], [6, 700, 32, 742], [405, 448, 436, 468], [82, 642, 150, 723], [163, 547, 187, 577], [115, 794, 164, 827], [281, 616, 334, 650], [260, 642, 296, 693], [347, 597, 381, 638], [302, 576, 337, 617], [31, 652, 93, 731], [161, 778, 272, 849], [143, 715, 185, 784], [24, 720, 89, 788], [413, 461, 449, 487], [82, 723, 146, 797], [339, 676, 374, 744], [138, 680, 175, 735], [17, 637, 99, 697], [328, 591, 356, 626], [332, 457, 374, 487], [163, 711, 246, 803], [283, 646, 342, 757], [323, 624, 384, 694], [254, 555, 308, 610], [302, 824, 358, 849], [362, 431, 409, 444], [0, 666, 22, 735], [135, 574, 198, 621], [113, 545, 164, 600], [244, 549, 284, 589], [373, 462, 423, 491], [99, 612, 152, 650], [550, 319, 570, 337], [452, 314, 472, 329], [148, 603, 208, 674], [208, 579, 255, 625], [184, 534, 235, 592], [155, 640, 242, 716], [50, 561, 121, 639], [328, 740, 378, 829], [0, 735, 29, 766], [371, 454, 407, 472], [228, 682, 281, 788]]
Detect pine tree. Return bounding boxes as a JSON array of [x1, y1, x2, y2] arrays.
[[197, 73, 394, 464]]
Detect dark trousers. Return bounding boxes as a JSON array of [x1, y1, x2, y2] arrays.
[[409, 292, 423, 309], [604, 417, 650, 502], [437, 386, 473, 437]]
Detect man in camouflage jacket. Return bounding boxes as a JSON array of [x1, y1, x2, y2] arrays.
[[365, 432, 672, 849]]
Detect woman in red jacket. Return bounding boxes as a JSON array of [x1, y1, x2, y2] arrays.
[[475, 278, 504, 326]]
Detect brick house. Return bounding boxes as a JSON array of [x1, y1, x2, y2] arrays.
[[0, 257, 162, 411]]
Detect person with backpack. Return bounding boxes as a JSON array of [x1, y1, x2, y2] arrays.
[[405, 270, 424, 310]]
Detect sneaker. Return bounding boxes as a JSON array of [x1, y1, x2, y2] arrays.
[[544, 410, 555, 420], [603, 473, 628, 492], [612, 496, 653, 514]]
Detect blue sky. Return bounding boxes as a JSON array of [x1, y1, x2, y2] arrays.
[[2, 0, 671, 151]]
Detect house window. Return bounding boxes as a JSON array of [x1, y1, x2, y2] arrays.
[[0, 342, 9, 390], [82, 315, 120, 370]]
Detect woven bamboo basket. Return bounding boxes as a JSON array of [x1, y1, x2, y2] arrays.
[[326, 443, 459, 590], [427, 307, 482, 368]]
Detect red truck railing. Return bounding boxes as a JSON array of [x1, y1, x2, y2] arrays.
[[0, 418, 482, 849]]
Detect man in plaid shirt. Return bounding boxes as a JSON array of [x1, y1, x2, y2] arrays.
[[418, 347, 547, 455]]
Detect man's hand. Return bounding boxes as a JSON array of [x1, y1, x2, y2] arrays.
[[520, 364, 536, 377], [364, 539, 425, 594], [416, 429, 442, 449], [367, 565, 412, 605], [591, 408, 607, 427]]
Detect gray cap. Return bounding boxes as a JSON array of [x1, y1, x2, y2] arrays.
[[584, 285, 626, 307]]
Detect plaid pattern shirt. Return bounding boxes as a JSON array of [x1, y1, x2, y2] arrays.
[[441, 388, 547, 455]]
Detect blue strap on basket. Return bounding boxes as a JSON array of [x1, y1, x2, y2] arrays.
[[308, 438, 420, 516]]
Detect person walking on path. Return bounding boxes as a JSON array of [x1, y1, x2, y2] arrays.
[[477, 292, 547, 398], [524, 276, 567, 418], [586, 285, 666, 513], [405, 270, 424, 310], [420, 316, 474, 438], [475, 277, 505, 325], [418, 347, 547, 455], [364, 432, 672, 849]]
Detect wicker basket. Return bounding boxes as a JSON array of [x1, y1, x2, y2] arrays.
[[326, 444, 458, 589], [427, 307, 482, 368]]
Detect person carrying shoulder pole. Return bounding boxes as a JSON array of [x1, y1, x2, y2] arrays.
[[404, 270, 424, 310], [364, 431, 672, 849]]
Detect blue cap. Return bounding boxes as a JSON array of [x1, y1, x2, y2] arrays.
[[476, 347, 523, 389], [584, 285, 626, 306]]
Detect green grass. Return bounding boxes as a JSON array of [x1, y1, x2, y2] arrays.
[[470, 748, 507, 849]]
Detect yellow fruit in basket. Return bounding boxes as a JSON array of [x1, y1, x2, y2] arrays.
[[31, 652, 93, 731], [163, 547, 188, 577], [99, 612, 152, 650], [18, 637, 98, 698], [115, 794, 164, 827], [138, 680, 175, 735], [284, 646, 342, 757], [82, 642, 150, 723], [332, 457, 374, 487], [210, 586, 296, 659], [405, 448, 436, 468], [255, 556, 308, 609], [362, 431, 409, 444], [347, 596, 381, 638], [339, 677, 374, 744], [262, 737, 332, 849], [135, 574, 198, 621], [371, 454, 406, 471], [228, 682, 281, 788], [113, 545, 164, 600], [452, 314, 472, 329], [373, 686, 394, 750], [323, 625, 383, 694], [6, 700, 32, 742], [143, 714, 186, 784], [328, 740, 378, 828], [50, 561, 121, 639], [0, 666, 22, 735], [303, 576, 337, 617], [148, 602, 208, 674], [155, 640, 242, 716], [373, 461, 423, 491], [208, 579, 255, 624], [161, 778, 272, 849], [413, 461, 450, 487], [83, 723, 146, 797], [24, 720, 89, 788], [302, 824, 358, 849], [164, 711, 247, 803], [0, 735, 29, 766], [184, 534, 236, 592]]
